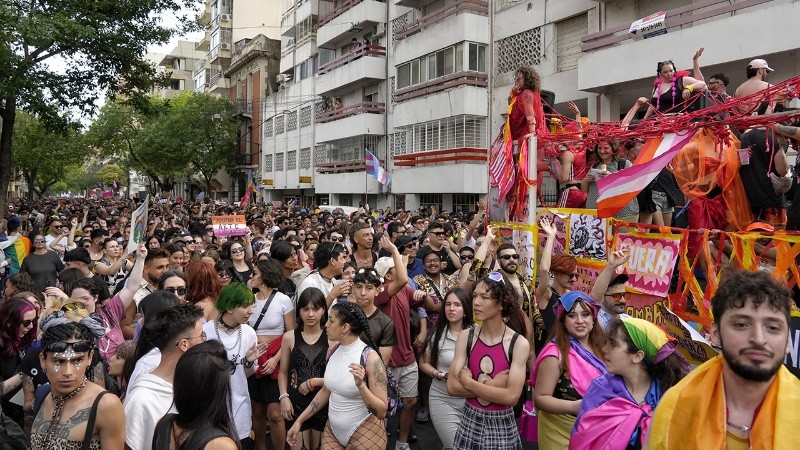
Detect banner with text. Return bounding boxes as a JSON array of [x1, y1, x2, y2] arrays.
[[613, 232, 681, 297], [127, 196, 149, 254], [212, 215, 248, 237]]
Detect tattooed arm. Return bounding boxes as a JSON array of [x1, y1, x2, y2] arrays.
[[293, 387, 331, 428], [21, 374, 35, 414], [357, 351, 388, 419]]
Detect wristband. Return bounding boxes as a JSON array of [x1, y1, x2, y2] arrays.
[[244, 359, 255, 369], [306, 379, 313, 391], [685, 85, 694, 93], [279, 393, 290, 401]]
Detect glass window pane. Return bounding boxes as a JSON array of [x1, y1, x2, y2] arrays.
[[468, 43, 477, 71], [398, 64, 410, 88], [443, 47, 454, 75], [436, 50, 445, 78], [478, 45, 486, 72], [455, 43, 463, 72], [428, 55, 436, 80]]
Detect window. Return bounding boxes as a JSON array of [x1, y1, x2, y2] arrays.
[[453, 194, 479, 213], [420, 194, 443, 212], [393, 115, 487, 154], [264, 119, 273, 137], [287, 150, 297, 170], [286, 111, 297, 131], [397, 63, 411, 89], [318, 48, 336, 67], [468, 43, 486, 72], [275, 115, 285, 134], [264, 154, 273, 171], [276, 152, 285, 171], [396, 41, 485, 89], [300, 106, 312, 127]]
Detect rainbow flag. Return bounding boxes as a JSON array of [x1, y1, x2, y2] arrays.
[[595, 130, 696, 218], [3, 236, 31, 275], [246, 173, 258, 196]]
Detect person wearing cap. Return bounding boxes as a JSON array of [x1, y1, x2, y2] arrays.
[[373, 235, 426, 450], [571, 317, 689, 450], [590, 249, 634, 333], [734, 58, 785, 114], [648, 269, 800, 449], [531, 290, 607, 448], [394, 234, 423, 279]]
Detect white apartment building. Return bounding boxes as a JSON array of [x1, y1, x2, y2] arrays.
[[262, 0, 800, 210], [154, 40, 206, 99]]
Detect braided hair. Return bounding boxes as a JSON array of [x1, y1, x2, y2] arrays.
[[331, 301, 378, 351]]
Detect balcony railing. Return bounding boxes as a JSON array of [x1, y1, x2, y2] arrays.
[[394, 71, 487, 102], [194, 58, 207, 73], [319, 0, 385, 26], [581, 0, 773, 52], [316, 101, 385, 123], [236, 99, 252, 115], [394, 0, 488, 41], [318, 45, 386, 74], [393, 147, 486, 167], [316, 159, 366, 173]]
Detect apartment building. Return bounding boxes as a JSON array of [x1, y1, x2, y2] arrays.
[[492, 0, 800, 130], [153, 40, 206, 99]]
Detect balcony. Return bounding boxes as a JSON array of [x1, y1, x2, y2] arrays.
[[317, 0, 386, 47], [210, 43, 232, 61], [395, 71, 486, 102], [197, 3, 213, 25], [394, 0, 488, 42], [578, 0, 792, 92], [316, 45, 386, 95], [211, 11, 232, 30], [315, 102, 385, 142], [235, 99, 253, 117], [195, 35, 210, 52]]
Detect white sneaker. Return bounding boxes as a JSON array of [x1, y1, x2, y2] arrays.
[[396, 442, 411, 450]]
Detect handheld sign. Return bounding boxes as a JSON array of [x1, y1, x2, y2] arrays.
[[127, 196, 149, 254], [212, 215, 248, 237]]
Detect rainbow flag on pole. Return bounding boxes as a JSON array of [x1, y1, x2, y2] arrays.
[[596, 130, 696, 218]]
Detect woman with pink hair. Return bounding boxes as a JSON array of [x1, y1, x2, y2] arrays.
[[0, 296, 40, 425]]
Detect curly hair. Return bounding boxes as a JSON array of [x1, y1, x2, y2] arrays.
[[516, 66, 541, 92], [0, 296, 39, 354], [712, 269, 792, 325], [473, 275, 527, 336], [551, 298, 606, 377]]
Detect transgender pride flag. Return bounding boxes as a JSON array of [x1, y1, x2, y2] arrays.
[[596, 130, 696, 218], [365, 149, 391, 187]]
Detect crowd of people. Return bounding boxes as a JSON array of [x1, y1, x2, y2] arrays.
[[0, 194, 796, 450], [0, 52, 798, 450]]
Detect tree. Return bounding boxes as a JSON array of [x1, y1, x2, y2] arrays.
[[0, 0, 198, 217], [95, 163, 125, 186], [167, 92, 238, 195], [12, 111, 88, 200]]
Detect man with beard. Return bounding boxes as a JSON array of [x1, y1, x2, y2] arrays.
[[649, 269, 800, 449], [590, 249, 632, 332]]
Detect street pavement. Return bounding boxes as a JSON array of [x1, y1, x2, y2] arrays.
[[385, 413, 539, 450]]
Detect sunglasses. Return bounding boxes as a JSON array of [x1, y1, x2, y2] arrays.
[[183, 239, 195, 244], [230, 247, 245, 254], [605, 292, 632, 302], [486, 271, 506, 284], [499, 254, 520, 261], [45, 341, 93, 354], [329, 236, 344, 242], [217, 272, 232, 279], [429, 231, 446, 237], [460, 254, 474, 261], [165, 287, 188, 296], [33, 239, 46, 243], [21, 318, 38, 327]]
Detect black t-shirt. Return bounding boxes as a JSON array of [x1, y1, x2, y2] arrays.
[[421, 246, 456, 276], [740, 129, 785, 209], [21, 251, 65, 292], [364, 309, 396, 350], [540, 287, 561, 336]]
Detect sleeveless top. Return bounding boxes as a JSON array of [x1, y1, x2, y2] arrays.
[[289, 329, 328, 407], [565, 147, 589, 184], [98, 256, 127, 290], [651, 77, 701, 114], [508, 89, 535, 142], [152, 413, 228, 450], [30, 391, 106, 450], [466, 328, 515, 411]]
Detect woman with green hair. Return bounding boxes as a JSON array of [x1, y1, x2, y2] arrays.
[[203, 282, 268, 450], [570, 317, 689, 449]]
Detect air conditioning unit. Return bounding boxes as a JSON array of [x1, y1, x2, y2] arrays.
[[374, 23, 386, 37], [221, 42, 231, 50], [220, 14, 231, 21], [276, 73, 293, 83]]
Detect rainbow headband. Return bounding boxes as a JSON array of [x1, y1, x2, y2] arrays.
[[620, 317, 676, 364]]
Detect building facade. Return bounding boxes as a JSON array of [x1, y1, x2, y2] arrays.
[[260, 0, 800, 210]]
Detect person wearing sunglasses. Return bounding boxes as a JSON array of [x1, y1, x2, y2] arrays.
[[422, 223, 461, 276], [536, 216, 579, 336], [297, 242, 348, 308], [394, 235, 423, 279], [572, 317, 688, 450], [31, 306, 124, 450], [124, 304, 205, 450], [0, 296, 40, 425], [447, 272, 530, 450], [589, 249, 634, 333], [531, 291, 607, 449]]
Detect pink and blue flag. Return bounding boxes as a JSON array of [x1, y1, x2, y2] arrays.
[[365, 149, 391, 187]]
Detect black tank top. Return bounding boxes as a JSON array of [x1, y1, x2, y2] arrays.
[[289, 329, 328, 402]]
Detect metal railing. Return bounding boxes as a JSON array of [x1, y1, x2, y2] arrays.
[[394, 0, 488, 41], [394, 71, 487, 102], [315, 101, 385, 123], [317, 45, 386, 74]]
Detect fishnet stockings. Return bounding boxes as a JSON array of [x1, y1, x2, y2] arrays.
[[321, 414, 387, 450]]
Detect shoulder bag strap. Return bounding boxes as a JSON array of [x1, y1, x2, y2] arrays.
[[465, 326, 475, 360], [252, 290, 278, 331], [424, 275, 445, 302], [82, 391, 108, 450]]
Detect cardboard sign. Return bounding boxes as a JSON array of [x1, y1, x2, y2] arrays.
[[127, 196, 149, 253], [575, 258, 606, 293], [512, 228, 536, 279], [658, 304, 718, 366], [614, 232, 680, 297], [211, 215, 248, 237]]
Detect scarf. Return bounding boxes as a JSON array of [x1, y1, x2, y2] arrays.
[[570, 374, 661, 450], [648, 355, 800, 449], [531, 337, 607, 396]]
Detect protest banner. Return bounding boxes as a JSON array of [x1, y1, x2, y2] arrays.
[[535, 209, 567, 255], [512, 228, 536, 279], [784, 310, 800, 379], [613, 232, 680, 297], [658, 304, 718, 366], [212, 215, 248, 237], [625, 293, 668, 326], [569, 213, 608, 260], [127, 196, 149, 253], [575, 258, 605, 293]]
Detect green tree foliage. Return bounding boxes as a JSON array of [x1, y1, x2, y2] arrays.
[[95, 163, 125, 186], [0, 0, 198, 217], [12, 111, 88, 200], [86, 93, 238, 195]]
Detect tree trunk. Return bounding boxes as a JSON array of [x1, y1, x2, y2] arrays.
[[23, 170, 36, 202], [205, 175, 212, 200], [0, 96, 17, 219]]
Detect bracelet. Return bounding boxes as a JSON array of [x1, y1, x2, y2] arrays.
[[279, 393, 290, 401], [685, 85, 694, 93], [306, 379, 314, 391], [244, 359, 255, 369]]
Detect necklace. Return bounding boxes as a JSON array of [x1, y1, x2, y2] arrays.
[[41, 378, 88, 448], [726, 421, 751, 433], [219, 314, 240, 331], [215, 319, 243, 368]]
